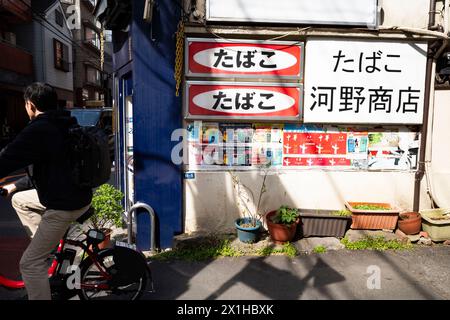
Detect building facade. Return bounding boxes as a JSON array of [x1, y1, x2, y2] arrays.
[[61, 0, 112, 108], [0, 0, 33, 148], [96, 0, 450, 250]]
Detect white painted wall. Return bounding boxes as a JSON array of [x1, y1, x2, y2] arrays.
[[381, 0, 430, 28], [428, 90, 450, 208], [184, 171, 432, 233]]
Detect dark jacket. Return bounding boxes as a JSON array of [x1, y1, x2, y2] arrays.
[[0, 110, 92, 210]]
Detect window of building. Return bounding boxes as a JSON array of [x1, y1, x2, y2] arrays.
[[84, 26, 100, 50], [86, 66, 101, 86], [55, 10, 64, 27], [53, 39, 70, 72], [82, 88, 89, 101]]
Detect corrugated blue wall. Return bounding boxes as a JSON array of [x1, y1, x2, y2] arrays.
[[131, 0, 182, 250]]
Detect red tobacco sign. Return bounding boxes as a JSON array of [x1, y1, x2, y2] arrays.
[[186, 38, 303, 79], [186, 81, 302, 120]]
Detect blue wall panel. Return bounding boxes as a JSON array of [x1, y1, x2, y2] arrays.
[[131, 0, 182, 250]]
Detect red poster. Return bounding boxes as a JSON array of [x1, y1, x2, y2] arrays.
[[188, 82, 301, 119], [283, 157, 351, 167], [187, 39, 302, 78], [283, 132, 347, 155]]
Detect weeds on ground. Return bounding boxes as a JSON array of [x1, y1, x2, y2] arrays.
[[312, 245, 327, 253], [341, 236, 413, 251], [152, 239, 299, 261], [257, 242, 297, 258], [152, 239, 243, 261]]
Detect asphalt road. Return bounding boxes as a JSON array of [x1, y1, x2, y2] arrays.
[[143, 246, 450, 300]]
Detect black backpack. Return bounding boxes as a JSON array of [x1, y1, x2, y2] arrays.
[[67, 125, 112, 189]]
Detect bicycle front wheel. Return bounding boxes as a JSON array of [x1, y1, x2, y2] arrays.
[[78, 248, 148, 300]]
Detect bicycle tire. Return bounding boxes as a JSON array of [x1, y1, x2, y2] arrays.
[[78, 248, 148, 300]]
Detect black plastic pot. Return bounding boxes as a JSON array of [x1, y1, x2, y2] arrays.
[[298, 209, 351, 238]]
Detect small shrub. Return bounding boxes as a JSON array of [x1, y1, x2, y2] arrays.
[[89, 184, 124, 230], [271, 206, 299, 225]]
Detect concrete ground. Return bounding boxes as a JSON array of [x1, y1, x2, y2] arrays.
[[143, 246, 450, 300]]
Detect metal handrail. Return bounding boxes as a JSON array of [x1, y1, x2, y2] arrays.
[[125, 202, 156, 252]]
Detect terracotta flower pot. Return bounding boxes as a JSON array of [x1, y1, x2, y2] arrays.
[[398, 212, 422, 235], [266, 211, 299, 244]]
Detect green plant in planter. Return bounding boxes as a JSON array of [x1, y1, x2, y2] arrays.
[[332, 209, 352, 217], [89, 184, 125, 231], [270, 206, 299, 225]]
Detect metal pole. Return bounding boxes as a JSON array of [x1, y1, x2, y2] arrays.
[[127, 202, 156, 252], [413, 53, 434, 212]]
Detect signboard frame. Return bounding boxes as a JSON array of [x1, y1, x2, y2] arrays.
[[184, 81, 303, 122], [205, 0, 379, 28], [185, 38, 304, 80]]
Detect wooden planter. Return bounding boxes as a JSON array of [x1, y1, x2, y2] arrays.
[[345, 201, 400, 230], [298, 209, 351, 238]]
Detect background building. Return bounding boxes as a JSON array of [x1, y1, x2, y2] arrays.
[[61, 0, 112, 108], [0, 0, 33, 148]]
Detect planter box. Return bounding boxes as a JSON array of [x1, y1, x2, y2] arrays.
[[298, 209, 351, 238], [419, 209, 450, 242], [345, 201, 400, 230]]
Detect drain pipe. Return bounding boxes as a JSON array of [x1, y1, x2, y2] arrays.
[[413, 0, 448, 212], [126, 202, 156, 252]]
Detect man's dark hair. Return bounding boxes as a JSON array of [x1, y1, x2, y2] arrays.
[[23, 83, 58, 112]]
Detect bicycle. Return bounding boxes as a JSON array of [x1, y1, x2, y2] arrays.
[[0, 185, 153, 300]]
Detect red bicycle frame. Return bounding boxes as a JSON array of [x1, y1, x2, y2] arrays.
[[0, 237, 113, 291]]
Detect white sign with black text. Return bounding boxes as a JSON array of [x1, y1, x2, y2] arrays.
[[304, 39, 427, 124]]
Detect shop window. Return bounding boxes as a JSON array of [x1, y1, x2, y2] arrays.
[[53, 39, 70, 72]]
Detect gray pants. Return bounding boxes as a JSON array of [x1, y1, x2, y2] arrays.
[[12, 189, 90, 300]]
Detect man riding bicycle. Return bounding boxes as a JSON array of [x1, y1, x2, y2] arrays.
[[0, 83, 92, 300]]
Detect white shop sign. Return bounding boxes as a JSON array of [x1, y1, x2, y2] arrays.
[[206, 0, 378, 28], [304, 39, 427, 124]]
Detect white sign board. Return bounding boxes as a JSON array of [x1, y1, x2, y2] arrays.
[[206, 0, 378, 28], [304, 39, 427, 124]]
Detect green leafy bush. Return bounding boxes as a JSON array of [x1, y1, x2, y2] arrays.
[[89, 184, 125, 230], [271, 206, 299, 225]]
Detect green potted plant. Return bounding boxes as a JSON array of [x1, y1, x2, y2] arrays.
[[88, 184, 125, 249], [266, 206, 300, 244]]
